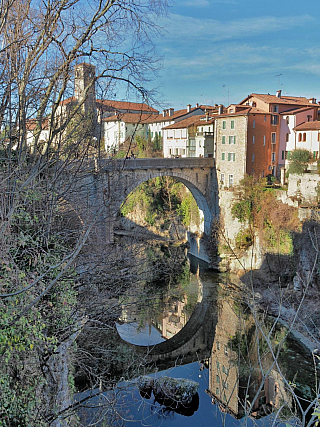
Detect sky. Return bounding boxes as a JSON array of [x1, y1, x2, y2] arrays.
[[151, 0, 320, 110]]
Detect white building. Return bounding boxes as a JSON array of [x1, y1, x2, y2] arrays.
[[279, 106, 317, 169], [102, 113, 152, 154], [292, 121, 320, 161]]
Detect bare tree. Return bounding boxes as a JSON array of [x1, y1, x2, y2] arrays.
[[0, 0, 168, 424]]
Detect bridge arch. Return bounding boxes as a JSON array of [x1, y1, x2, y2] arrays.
[[116, 170, 212, 235]]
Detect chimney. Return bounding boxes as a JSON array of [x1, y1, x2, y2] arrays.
[[309, 98, 316, 104], [169, 108, 174, 116], [276, 90, 282, 98], [187, 104, 191, 113], [205, 112, 209, 122], [163, 109, 166, 117], [196, 103, 199, 108], [218, 104, 223, 115]]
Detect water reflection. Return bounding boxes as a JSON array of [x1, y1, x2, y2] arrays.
[[206, 282, 316, 424], [75, 250, 317, 426], [117, 261, 202, 346]]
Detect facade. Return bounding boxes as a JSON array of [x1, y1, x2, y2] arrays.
[[215, 112, 248, 188], [279, 107, 318, 170], [162, 115, 213, 158], [238, 91, 319, 177], [291, 121, 320, 169], [102, 113, 153, 154]]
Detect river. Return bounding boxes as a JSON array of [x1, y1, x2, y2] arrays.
[[75, 247, 318, 427]]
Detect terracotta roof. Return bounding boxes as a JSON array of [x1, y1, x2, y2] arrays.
[[163, 115, 206, 130], [26, 118, 49, 131], [280, 106, 316, 115], [59, 96, 76, 106], [216, 106, 270, 118], [102, 112, 155, 124], [241, 93, 318, 106], [293, 121, 320, 131], [148, 107, 205, 123], [96, 99, 158, 113]]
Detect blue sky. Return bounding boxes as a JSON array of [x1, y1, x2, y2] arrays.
[[152, 0, 320, 110]]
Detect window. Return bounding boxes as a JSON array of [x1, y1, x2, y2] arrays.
[[285, 133, 289, 142], [220, 173, 225, 185], [272, 152, 276, 162], [222, 152, 225, 160], [303, 133, 306, 142], [271, 115, 279, 125], [318, 133, 320, 142], [286, 116, 290, 125], [175, 148, 178, 155], [217, 361, 220, 369], [286, 151, 291, 160], [229, 175, 233, 187], [252, 135, 255, 144], [151, 132, 154, 138], [169, 148, 172, 155], [253, 119, 255, 129], [182, 149, 186, 155], [252, 153, 255, 162], [313, 151, 318, 159], [222, 136, 226, 144], [216, 375, 220, 383], [222, 366, 229, 375], [231, 120, 235, 129], [282, 150, 285, 160], [223, 381, 229, 390], [308, 115, 312, 122], [264, 115, 267, 122], [222, 121, 226, 129], [272, 105, 279, 112], [229, 135, 236, 144], [228, 152, 235, 161], [216, 388, 220, 396], [298, 133, 302, 142], [263, 135, 266, 146], [217, 342, 220, 350], [224, 345, 229, 356], [271, 132, 276, 144]]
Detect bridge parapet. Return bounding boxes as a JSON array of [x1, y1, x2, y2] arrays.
[[101, 157, 215, 171]]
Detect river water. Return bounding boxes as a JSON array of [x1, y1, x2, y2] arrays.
[[75, 249, 318, 427]]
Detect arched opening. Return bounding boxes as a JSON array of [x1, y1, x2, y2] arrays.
[[116, 175, 212, 240]]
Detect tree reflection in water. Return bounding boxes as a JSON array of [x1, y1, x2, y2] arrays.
[[207, 282, 317, 425]]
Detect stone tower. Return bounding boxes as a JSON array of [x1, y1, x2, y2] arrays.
[[74, 63, 96, 115]]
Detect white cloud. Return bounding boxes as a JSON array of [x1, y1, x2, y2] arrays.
[[176, 0, 237, 6], [160, 14, 314, 42]]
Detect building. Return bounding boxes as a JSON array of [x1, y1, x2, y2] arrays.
[[214, 106, 272, 188], [238, 91, 319, 178], [214, 91, 319, 188]]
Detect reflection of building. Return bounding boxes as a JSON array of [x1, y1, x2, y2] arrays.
[[206, 294, 290, 419], [161, 296, 189, 339]]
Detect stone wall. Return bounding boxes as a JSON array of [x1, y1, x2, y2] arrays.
[[287, 173, 320, 206]]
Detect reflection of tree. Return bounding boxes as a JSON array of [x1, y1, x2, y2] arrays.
[[119, 246, 200, 338], [207, 286, 315, 423]]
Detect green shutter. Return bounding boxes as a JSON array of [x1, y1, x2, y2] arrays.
[[222, 152, 225, 160], [222, 136, 225, 144]]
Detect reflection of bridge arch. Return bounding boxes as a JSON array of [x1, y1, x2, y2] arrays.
[[117, 274, 218, 370]]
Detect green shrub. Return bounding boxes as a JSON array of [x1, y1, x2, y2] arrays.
[[287, 149, 311, 175]]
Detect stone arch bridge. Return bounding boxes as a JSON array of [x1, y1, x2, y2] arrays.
[[78, 158, 218, 262]]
